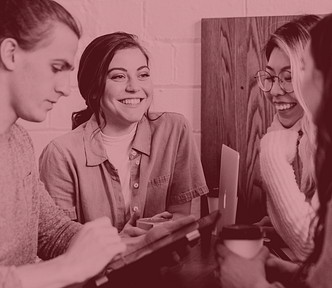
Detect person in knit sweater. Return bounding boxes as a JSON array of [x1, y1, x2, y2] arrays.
[[0, 1, 126, 287], [255, 15, 320, 261], [215, 13, 332, 288]]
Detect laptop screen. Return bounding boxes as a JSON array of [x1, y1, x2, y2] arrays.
[[216, 144, 240, 235]]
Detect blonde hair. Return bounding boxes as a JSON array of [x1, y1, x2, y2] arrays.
[[265, 15, 321, 197]]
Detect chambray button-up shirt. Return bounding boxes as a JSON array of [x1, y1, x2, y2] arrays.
[[39, 112, 209, 232]]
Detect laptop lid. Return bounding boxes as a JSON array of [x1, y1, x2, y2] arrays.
[[216, 144, 240, 235]]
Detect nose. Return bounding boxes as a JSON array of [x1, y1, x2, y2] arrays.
[[269, 78, 285, 97], [125, 77, 140, 93], [55, 73, 71, 97]]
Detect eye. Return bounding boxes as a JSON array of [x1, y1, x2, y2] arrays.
[[52, 65, 63, 73], [281, 72, 292, 82], [110, 74, 126, 81], [138, 72, 150, 80]]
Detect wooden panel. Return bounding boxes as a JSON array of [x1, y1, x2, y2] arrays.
[[201, 16, 295, 223]]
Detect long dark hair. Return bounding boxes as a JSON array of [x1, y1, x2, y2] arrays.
[[296, 13, 332, 286], [72, 32, 150, 129], [0, 0, 81, 50]]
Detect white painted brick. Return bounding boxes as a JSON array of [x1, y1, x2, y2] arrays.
[[174, 42, 201, 85], [49, 89, 86, 129], [247, 0, 332, 16], [88, 0, 143, 37], [146, 0, 245, 40], [144, 42, 173, 85], [29, 131, 70, 161], [151, 88, 201, 132]]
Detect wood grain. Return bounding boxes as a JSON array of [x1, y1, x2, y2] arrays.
[[201, 16, 295, 223]]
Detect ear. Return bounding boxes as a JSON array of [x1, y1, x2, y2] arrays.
[[0, 38, 19, 71]]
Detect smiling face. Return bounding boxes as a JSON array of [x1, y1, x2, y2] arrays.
[[9, 22, 78, 122], [264, 47, 304, 128], [100, 48, 153, 136], [300, 41, 324, 124]]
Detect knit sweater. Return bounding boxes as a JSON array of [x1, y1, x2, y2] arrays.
[[0, 124, 81, 288], [260, 128, 318, 261]]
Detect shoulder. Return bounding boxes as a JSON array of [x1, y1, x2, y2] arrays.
[[41, 124, 87, 159], [146, 112, 190, 129]]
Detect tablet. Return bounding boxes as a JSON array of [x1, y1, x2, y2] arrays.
[[85, 211, 220, 288]]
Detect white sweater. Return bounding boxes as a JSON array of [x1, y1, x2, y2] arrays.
[[260, 118, 318, 261]]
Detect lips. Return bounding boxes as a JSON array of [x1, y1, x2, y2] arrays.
[[119, 98, 143, 105], [274, 102, 297, 111]]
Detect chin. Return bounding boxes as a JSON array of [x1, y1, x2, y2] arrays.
[[23, 113, 48, 123]]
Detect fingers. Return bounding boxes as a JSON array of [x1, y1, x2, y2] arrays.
[[215, 243, 234, 260], [152, 211, 173, 219], [162, 214, 196, 231]]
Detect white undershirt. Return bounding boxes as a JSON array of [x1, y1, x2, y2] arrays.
[[101, 126, 137, 214]]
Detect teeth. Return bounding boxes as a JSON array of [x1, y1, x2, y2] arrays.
[[120, 98, 141, 105], [275, 103, 296, 111]]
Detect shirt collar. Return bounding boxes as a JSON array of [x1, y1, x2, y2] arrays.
[[83, 114, 152, 166]]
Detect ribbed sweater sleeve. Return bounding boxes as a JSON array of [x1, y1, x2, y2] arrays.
[[260, 130, 316, 261]]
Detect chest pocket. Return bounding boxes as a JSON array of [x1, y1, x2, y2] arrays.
[[146, 174, 171, 215]]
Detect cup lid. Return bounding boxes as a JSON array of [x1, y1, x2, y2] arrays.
[[219, 224, 264, 240]]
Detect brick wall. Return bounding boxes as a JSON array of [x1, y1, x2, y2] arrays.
[[19, 0, 332, 159]]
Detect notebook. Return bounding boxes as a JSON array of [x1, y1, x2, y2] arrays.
[[216, 144, 240, 235]]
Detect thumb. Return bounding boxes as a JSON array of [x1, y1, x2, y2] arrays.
[[254, 246, 270, 262], [128, 210, 141, 226]]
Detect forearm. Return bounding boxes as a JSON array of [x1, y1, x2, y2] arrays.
[[16, 255, 78, 288], [260, 142, 315, 260]]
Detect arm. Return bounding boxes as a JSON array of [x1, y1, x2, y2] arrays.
[[39, 142, 77, 220], [260, 130, 316, 261], [0, 217, 126, 288], [216, 244, 285, 288], [167, 116, 208, 212]]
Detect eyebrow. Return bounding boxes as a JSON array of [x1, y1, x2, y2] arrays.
[[266, 65, 291, 73], [108, 65, 150, 74]]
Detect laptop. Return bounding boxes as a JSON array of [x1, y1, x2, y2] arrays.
[[216, 144, 240, 235]]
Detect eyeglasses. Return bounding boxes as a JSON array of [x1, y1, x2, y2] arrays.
[[255, 70, 294, 93]]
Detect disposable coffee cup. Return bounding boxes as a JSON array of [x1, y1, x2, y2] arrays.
[[219, 224, 264, 259]]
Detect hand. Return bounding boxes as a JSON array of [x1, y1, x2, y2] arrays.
[[145, 215, 197, 265], [151, 211, 173, 220], [260, 130, 299, 164], [266, 254, 299, 283], [120, 210, 147, 237], [254, 216, 272, 227], [63, 217, 126, 284], [120, 215, 197, 266], [215, 244, 270, 288], [120, 211, 173, 237]]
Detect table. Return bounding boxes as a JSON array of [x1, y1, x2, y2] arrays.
[[85, 234, 220, 288]]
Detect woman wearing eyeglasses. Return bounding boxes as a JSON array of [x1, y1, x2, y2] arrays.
[[255, 15, 320, 261]]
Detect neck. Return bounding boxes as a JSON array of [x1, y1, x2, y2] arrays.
[[101, 122, 138, 137], [0, 78, 18, 135]]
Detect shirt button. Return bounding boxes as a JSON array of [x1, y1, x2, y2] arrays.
[[131, 150, 137, 156], [133, 206, 139, 212], [133, 183, 139, 189], [135, 160, 140, 165]]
